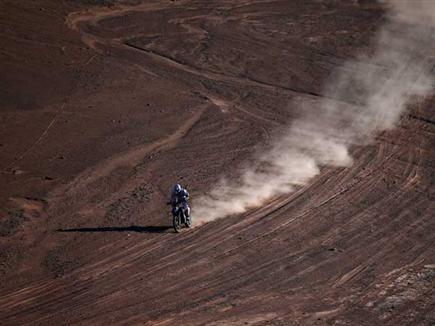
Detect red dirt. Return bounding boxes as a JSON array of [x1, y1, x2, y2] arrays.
[[0, 0, 434, 325]]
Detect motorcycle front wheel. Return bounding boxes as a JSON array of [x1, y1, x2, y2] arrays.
[[173, 214, 181, 233]]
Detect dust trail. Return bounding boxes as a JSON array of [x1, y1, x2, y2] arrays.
[[194, 0, 435, 225]]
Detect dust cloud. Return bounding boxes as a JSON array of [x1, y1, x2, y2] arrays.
[[193, 0, 435, 225]]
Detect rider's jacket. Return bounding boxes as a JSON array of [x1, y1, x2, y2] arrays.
[[171, 188, 189, 206]]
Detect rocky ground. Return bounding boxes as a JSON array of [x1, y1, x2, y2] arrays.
[[0, 0, 434, 325]]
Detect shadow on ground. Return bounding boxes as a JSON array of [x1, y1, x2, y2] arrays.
[[57, 225, 172, 233]]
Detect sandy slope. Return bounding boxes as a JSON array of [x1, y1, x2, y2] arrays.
[[0, 0, 434, 325]]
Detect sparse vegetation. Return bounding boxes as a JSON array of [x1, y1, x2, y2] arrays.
[[0, 209, 25, 237], [42, 248, 76, 278]]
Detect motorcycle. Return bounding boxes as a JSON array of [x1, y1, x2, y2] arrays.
[[170, 200, 191, 233]]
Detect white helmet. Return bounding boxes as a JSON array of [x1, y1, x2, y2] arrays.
[[173, 184, 182, 193]]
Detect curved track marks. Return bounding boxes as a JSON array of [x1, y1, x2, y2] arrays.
[[1, 1, 434, 325], [63, 106, 205, 193]]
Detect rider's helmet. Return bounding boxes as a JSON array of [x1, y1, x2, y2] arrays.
[[173, 184, 182, 193]]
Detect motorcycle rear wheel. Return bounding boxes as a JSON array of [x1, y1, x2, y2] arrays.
[[185, 215, 192, 228]]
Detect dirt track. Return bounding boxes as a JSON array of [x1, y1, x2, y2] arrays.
[[0, 0, 434, 325]]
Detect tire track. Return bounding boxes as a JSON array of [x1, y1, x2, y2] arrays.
[[60, 106, 205, 194]]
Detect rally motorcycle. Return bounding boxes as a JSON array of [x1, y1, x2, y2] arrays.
[[171, 200, 191, 233]]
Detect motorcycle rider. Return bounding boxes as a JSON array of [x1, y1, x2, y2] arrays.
[[168, 183, 190, 222]]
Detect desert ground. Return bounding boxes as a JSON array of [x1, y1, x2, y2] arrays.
[[0, 0, 434, 325]]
